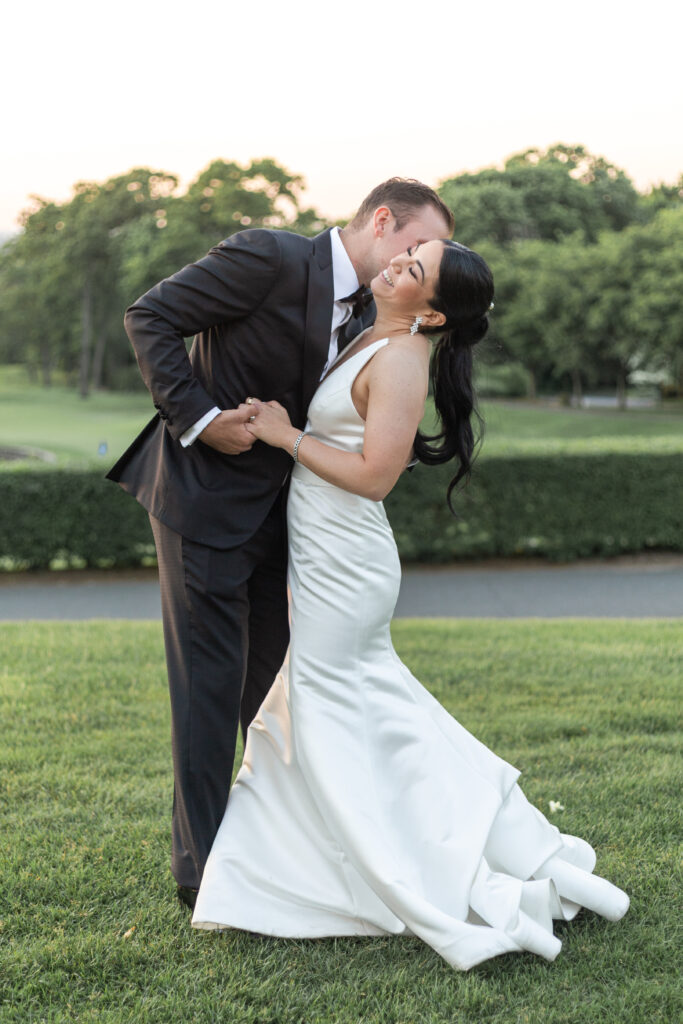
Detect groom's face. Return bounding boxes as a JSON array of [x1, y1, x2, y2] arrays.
[[368, 204, 451, 281]]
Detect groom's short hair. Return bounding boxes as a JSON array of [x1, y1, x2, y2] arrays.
[[349, 178, 454, 234]]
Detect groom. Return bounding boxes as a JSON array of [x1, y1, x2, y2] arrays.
[[108, 179, 454, 906]]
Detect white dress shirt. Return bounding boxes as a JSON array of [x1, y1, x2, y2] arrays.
[[180, 226, 359, 448]]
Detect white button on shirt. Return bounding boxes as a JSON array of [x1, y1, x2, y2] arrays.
[[180, 226, 359, 448]]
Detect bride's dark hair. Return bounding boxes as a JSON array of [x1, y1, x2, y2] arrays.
[[413, 240, 493, 511]]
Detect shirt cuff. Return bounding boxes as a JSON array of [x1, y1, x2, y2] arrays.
[[179, 407, 221, 448]]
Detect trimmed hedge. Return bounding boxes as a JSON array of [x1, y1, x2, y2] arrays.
[[1, 452, 681, 570], [0, 468, 156, 571], [385, 452, 683, 562]]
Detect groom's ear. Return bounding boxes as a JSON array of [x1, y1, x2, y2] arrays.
[[372, 206, 392, 237]]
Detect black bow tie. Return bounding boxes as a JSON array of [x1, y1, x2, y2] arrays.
[[340, 285, 373, 319]]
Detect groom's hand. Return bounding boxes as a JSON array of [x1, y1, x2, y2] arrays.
[[198, 408, 255, 455]]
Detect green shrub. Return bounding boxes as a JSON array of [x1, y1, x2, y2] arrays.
[[0, 467, 155, 571], [386, 452, 683, 562], [1, 452, 681, 570]]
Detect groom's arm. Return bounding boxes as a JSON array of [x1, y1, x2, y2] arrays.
[[124, 229, 282, 442]]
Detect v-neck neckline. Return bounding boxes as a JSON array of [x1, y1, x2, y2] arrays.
[[320, 331, 388, 385]]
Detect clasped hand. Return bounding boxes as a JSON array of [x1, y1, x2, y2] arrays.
[[198, 399, 292, 454], [242, 399, 293, 449]]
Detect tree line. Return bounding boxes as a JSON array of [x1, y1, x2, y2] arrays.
[[0, 146, 681, 403]]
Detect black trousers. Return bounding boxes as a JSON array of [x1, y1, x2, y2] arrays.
[[149, 494, 290, 888]]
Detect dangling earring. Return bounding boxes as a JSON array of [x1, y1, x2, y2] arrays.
[[410, 316, 423, 336]]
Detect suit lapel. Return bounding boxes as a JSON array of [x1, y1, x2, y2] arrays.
[[301, 229, 334, 414]]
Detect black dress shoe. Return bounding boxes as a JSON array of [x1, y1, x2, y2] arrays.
[[177, 884, 198, 910]]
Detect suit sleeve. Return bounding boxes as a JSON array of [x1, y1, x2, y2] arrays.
[[123, 229, 282, 441]]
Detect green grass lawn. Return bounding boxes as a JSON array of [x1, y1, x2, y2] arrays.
[[1, 620, 680, 1023], [479, 400, 683, 456], [0, 367, 154, 467], [1, 364, 682, 468]]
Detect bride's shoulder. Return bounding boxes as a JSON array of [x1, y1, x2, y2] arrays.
[[367, 338, 429, 393], [373, 336, 427, 370]]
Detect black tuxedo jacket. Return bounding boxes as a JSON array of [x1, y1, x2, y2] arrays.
[[107, 228, 374, 548]]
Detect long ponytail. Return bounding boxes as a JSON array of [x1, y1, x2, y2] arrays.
[[413, 242, 493, 511]]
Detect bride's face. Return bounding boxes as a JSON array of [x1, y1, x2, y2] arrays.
[[371, 239, 445, 323]]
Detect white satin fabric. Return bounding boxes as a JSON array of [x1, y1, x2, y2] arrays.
[[193, 339, 628, 969]]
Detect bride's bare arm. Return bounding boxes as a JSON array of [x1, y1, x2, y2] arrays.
[[245, 346, 428, 501]]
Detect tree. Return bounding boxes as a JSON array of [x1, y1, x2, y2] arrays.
[[439, 145, 681, 402], [0, 170, 178, 395], [477, 239, 556, 398], [439, 143, 641, 245], [487, 209, 683, 405], [639, 174, 683, 220], [622, 207, 683, 392], [119, 158, 329, 324], [584, 224, 670, 408], [532, 238, 604, 403], [0, 200, 73, 386], [0, 158, 329, 394], [438, 179, 532, 245], [61, 169, 178, 396]]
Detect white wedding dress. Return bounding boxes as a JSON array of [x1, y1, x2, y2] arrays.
[[192, 338, 628, 969]]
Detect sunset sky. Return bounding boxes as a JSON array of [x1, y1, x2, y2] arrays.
[[3, 0, 681, 234]]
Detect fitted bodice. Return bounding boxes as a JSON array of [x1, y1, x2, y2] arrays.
[[302, 338, 390, 456]]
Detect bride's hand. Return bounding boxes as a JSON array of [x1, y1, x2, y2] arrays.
[[243, 399, 294, 448]]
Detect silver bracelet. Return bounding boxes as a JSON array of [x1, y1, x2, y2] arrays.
[[292, 431, 306, 463]]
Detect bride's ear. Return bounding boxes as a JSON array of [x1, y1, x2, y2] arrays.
[[422, 309, 447, 330]]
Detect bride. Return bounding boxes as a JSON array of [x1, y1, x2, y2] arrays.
[[191, 238, 629, 969]]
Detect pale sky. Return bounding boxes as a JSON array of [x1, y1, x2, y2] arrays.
[[2, 0, 682, 235]]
